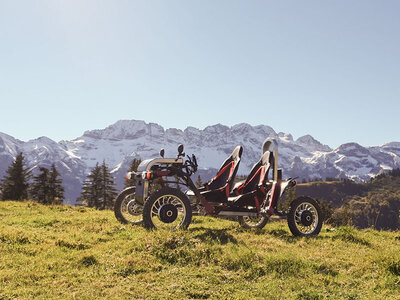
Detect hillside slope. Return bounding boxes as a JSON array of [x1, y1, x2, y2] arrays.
[[1, 201, 400, 299], [296, 173, 400, 229]]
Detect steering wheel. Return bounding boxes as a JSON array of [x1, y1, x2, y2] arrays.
[[184, 154, 198, 175]]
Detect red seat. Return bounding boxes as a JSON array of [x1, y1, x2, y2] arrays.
[[199, 146, 243, 202], [228, 151, 274, 208]]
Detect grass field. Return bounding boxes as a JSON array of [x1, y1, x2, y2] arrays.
[[1, 201, 400, 299]]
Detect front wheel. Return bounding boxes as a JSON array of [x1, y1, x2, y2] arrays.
[[143, 187, 192, 230], [114, 187, 143, 225], [287, 197, 322, 236], [238, 215, 269, 229]]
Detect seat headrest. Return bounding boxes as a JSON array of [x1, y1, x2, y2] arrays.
[[261, 151, 273, 166], [231, 146, 243, 161]]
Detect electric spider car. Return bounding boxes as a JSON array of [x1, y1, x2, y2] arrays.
[[114, 139, 322, 236]]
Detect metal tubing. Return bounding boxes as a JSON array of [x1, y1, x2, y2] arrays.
[[217, 211, 259, 217]]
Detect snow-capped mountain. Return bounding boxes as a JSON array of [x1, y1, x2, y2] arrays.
[[1, 120, 399, 204]]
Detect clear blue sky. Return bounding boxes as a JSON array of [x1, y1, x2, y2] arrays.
[[1, 1, 399, 148]]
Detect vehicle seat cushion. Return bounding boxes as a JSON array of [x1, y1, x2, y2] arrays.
[[241, 151, 273, 194], [206, 145, 243, 191]]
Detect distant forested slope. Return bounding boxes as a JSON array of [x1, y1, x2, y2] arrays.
[[296, 169, 400, 230]]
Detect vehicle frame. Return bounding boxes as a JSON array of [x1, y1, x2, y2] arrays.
[[114, 140, 322, 236]]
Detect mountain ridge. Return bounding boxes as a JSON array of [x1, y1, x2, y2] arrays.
[[1, 120, 399, 204]]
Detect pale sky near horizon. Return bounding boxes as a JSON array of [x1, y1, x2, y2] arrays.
[[1, 0, 399, 148]]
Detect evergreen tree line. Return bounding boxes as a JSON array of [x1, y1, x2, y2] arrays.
[[0, 153, 122, 210], [301, 177, 354, 184], [0, 153, 64, 204]]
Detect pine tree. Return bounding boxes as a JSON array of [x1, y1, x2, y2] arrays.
[[195, 175, 203, 188], [81, 162, 117, 209], [100, 161, 117, 209], [48, 164, 64, 205], [31, 167, 50, 204], [1, 153, 30, 201], [81, 163, 102, 208], [30, 164, 64, 205], [124, 158, 142, 188]]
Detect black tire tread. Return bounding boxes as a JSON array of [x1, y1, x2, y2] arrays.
[[114, 187, 143, 225], [287, 196, 322, 236], [238, 216, 269, 229], [142, 187, 192, 230]]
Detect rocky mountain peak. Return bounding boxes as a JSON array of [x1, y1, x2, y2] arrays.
[[335, 142, 370, 157], [83, 120, 165, 140], [296, 134, 332, 152]]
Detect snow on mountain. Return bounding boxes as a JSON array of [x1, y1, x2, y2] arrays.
[[296, 135, 332, 152], [0, 120, 399, 204], [0, 133, 22, 184]]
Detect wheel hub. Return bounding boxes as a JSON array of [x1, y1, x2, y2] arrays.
[[158, 203, 178, 223], [300, 210, 314, 227], [127, 200, 140, 215]]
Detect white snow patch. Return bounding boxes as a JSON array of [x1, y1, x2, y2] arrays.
[[111, 163, 122, 173], [380, 165, 392, 170], [65, 149, 81, 159], [61, 162, 72, 172]]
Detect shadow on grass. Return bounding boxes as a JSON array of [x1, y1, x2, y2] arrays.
[[0, 234, 31, 245], [78, 255, 98, 267], [332, 227, 371, 247], [190, 227, 238, 245], [388, 260, 400, 276], [266, 228, 329, 243], [55, 239, 90, 250], [265, 229, 299, 243]]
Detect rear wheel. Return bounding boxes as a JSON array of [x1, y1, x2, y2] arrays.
[[114, 187, 143, 225], [143, 187, 192, 230], [287, 197, 322, 236], [238, 215, 269, 229]]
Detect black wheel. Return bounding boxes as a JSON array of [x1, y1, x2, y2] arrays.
[[143, 187, 192, 230], [287, 197, 322, 236], [238, 215, 269, 229], [114, 187, 143, 225]]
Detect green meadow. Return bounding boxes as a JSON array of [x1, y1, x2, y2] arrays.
[[1, 201, 399, 299]]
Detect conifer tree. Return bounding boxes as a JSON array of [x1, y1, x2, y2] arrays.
[[31, 164, 64, 205], [100, 161, 117, 209], [81, 162, 117, 209], [195, 175, 203, 188], [81, 163, 102, 208], [31, 167, 50, 204], [48, 164, 64, 204], [0, 153, 30, 201]]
